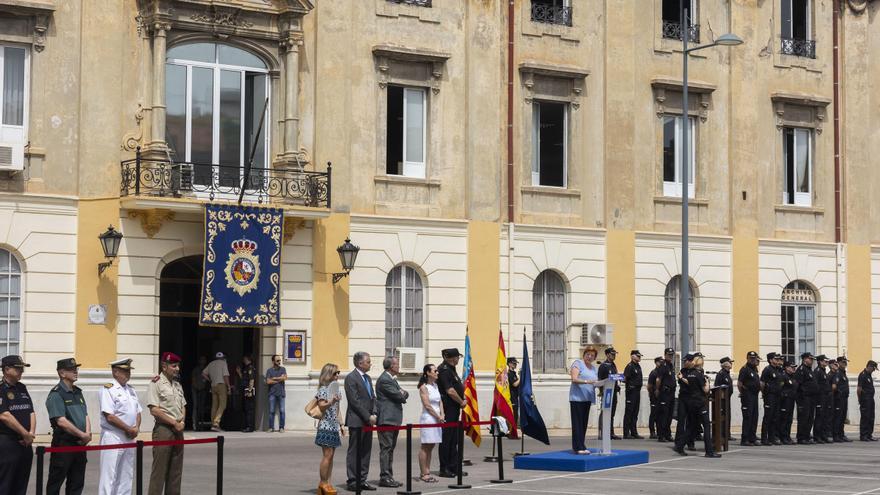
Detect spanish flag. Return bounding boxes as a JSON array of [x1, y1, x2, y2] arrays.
[[491, 329, 518, 439], [461, 330, 482, 446]]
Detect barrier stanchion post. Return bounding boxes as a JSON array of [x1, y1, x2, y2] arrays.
[[491, 419, 512, 484], [217, 435, 224, 495], [136, 440, 144, 495], [448, 421, 471, 490], [398, 424, 420, 495], [36, 446, 45, 495], [354, 427, 363, 495]]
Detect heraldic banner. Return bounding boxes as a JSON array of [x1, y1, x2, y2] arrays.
[[200, 204, 283, 327]]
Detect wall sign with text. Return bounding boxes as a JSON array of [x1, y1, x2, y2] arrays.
[[285, 331, 306, 363]]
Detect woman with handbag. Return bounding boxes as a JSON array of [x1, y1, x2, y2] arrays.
[[417, 364, 443, 483], [312, 363, 344, 495]]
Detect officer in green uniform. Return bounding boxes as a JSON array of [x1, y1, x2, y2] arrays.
[[46, 357, 91, 495], [147, 352, 187, 495]]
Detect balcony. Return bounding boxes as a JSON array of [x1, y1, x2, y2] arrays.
[[531, 3, 572, 27], [386, 0, 431, 5], [661, 21, 700, 44], [781, 37, 816, 59], [120, 152, 331, 217]]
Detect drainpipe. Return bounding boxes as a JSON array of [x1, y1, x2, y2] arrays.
[[833, 0, 841, 244], [506, 0, 516, 344]]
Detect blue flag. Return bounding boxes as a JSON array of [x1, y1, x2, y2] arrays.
[[520, 336, 550, 445]]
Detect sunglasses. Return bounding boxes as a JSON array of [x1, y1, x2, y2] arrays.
[[333, 371, 340, 376]]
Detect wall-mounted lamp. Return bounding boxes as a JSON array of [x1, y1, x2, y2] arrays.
[[332, 237, 360, 284], [98, 225, 123, 276]]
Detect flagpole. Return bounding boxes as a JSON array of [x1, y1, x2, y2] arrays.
[[514, 327, 530, 456]]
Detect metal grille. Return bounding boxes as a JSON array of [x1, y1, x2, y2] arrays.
[[385, 265, 424, 357], [661, 20, 700, 43], [0, 146, 12, 165], [664, 276, 695, 351], [533, 270, 566, 373], [781, 37, 816, 58], [386, 0, 431, 6], [0, 250, 21, 357], [531, 3, 573, 27]]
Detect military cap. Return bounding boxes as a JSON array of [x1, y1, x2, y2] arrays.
[[630, 349, 643, 357], [784, 361, 796, 368], [868, 360, 878, 368], [654, 356, 664, 363], [693, 352, 704, 358], [507, 357, 518, 365], [746, 351, 760, 360], [800, 352, 814, 360], [664, 347, 675, 354], [829, 360, 839, 367], [1, 355, 29, 368], [160, 352, 181, 363], [605, 347, 618, 355], [683, 353, 695, 362], [766, 352, 777, 361], [214, 351, 225, 359], [836, 356, 848, 363], [719, 356, 733, 364], [56, 357, 82, 370], [442, 348, 462, 358], [109, 358, 134, 370], [815, 354, 828, 362]]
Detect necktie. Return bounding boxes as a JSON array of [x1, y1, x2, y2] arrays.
[[362, 374, 373, 398]]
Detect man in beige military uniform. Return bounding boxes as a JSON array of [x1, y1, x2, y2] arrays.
[[147, 352, 186, 495]]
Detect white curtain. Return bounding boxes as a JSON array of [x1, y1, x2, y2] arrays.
[[2, 47, 25, 126]]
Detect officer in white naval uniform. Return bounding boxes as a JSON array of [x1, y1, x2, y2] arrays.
[[99, 358, 142, 495]]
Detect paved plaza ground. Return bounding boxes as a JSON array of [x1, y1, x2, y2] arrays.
[[26, 426, 880, 494]]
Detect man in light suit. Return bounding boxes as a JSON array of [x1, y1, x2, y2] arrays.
[[376, 356, 409, 488], [345, 352, 378, 491]]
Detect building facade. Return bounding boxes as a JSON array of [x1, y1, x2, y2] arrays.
[[1, 0, 879, 430]]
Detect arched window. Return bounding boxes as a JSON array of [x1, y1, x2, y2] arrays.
[[664, 276, 696, 351], [385, 265, 424, 356], [532, 270, 566, 373], [0, 249, 21, 356], [165, 42, 269, 189], [781, 280, 816, 363]]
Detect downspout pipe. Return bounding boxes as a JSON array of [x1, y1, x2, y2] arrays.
[[833, 0, 841, 243], [506, 0, 515, 344]]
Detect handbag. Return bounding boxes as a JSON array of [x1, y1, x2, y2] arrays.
[[305, 397, 324, 420]]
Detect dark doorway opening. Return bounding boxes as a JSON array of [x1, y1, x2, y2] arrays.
[[159, 255, 259, 431]]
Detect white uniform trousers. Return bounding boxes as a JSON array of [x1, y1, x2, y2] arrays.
[[99, 429, 135, 495]]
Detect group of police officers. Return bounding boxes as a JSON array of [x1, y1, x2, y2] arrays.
[[0, 352, 186, 495]]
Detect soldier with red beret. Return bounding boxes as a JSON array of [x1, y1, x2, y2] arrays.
[[147, 352, 186, 495]]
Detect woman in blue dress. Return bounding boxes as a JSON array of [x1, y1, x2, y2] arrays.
[[570, 346, 599, 454], [315, 363, 344, 494]]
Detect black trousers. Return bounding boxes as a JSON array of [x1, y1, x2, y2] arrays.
[[242, 395, 255, 430], [598, 388, 618, 437], [779, 395, 795, 441], [657, 390, 675, 440], [814, 394, 832, 440], [47, 437, 87, 495], [378, 429, 399, 481], [860, 398, 875, 439], [438, 405, 461, 474], [623, 387, 641, 436], [648, 393, 658, 436], [0, 436, 32, 495], [675, 400, 714, 454], [673, 397, 691, 447], [761, 393, 780, 443], [796, 395, 816, 441], [346, 427, 373, 485], [833, 395, 848, 438], [569, 401, 592, 451], [740, 392, 759, 443]]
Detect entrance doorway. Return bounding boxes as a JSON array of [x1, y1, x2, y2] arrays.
[[159, 255, 259, 430]]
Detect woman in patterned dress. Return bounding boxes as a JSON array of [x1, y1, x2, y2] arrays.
[[315, 363, 344, 495], [417, 364, 443, 482]]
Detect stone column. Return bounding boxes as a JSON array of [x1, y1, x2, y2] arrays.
[[150, 22, 170, 150], [281, 34, 302, 160]]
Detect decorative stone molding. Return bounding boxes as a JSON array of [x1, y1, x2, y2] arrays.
[[128, 209, 175, 238], [0, 1, 55, 52], [846, 0, 875, 15], [190, 9, 253, 28], [651, 78, 716, 122], [121, 104, 146, 152], [372, 45, 450, 94], [770, 92, 831, 133], [280, 32, 304, 52], [283, 217, 305, 244], [33, 13, 49, 52], [519, 62, 589, 108]]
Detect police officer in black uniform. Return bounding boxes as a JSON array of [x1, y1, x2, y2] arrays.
[[240, 354, 256, 432], [857, 360, 877, 441], [714, 356, 735, 442], [437, 348, 467, 478], [673, 355, 696, 451], [831, 356, 851, 442], [0, 355, 36, 495], [623, 350, 643, 439], [646, 356, 663, 439], [673, 354, 721, 458], [46, 357, 91, 495], [655, 348, 677, 442], [779, 360, 797, 444], [737, 351, 761, 446], [760, 352, 784, 445], [813, 354, 832, 443], [597, 347, 621, 440], [795, 352, 818, 444]]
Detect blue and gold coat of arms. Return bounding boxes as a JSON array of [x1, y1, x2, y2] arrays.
[[200, 204, 283, 326]]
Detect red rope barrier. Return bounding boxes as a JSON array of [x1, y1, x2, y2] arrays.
[[363, 420, 494, 433], [44, 437, 219, 453]]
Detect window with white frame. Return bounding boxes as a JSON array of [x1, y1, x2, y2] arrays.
[[781, 0, 814, 58], [780, 281, 816, 364], [385, 265, 424, 356], [532, 270, 566, 373], [662, 115, 696, 198], [165, 42, 269, 189], [661, 0, 699, 43], [0, 45, 28, 170], [0, 249, 21, 356], [386, 85, 426, 179], [532, 101, 567, 188], [664, 276, 696, 351], [782, 127, 812, 206]]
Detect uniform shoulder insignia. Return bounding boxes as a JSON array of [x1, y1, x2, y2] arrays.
[[50, 385, 59, 392], [104, 383, 113, 389], [151, 375, 160, 382]]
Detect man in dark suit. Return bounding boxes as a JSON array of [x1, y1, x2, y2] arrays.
[[344, 352, 378, 491], [437, 348, 467, 478], [376, 356, 409, 488]]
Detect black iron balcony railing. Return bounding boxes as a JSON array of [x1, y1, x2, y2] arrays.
[[121, 151, 331, 208], [661, 20, 700, 43], [781, 37, 816, 59], [531, 3, 573, 27], [386, 0, 431, 6]]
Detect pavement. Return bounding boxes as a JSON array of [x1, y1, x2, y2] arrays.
[[25, 426, 880, 495]]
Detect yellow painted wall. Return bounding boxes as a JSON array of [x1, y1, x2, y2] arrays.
[[606, 230, 635, 355], [846, 244, 872, 367], [311, 213, 351, 371], [467, 221, 500, 371], [732, 237, 760, 361], [75, 199, 121, 368]]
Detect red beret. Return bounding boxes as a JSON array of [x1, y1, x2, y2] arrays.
[[161, 352, 181, 363]]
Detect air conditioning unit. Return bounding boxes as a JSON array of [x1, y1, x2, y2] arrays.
[[580, 323, 614, 346], [397, 347, 425, 374], [0, 142, 24, 171]]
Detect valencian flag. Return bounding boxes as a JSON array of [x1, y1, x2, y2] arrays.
[[491, 330, 518, 439], [200, 204, 283, 326], [461, 330, 482, 447], [519, 330, 550, 444]]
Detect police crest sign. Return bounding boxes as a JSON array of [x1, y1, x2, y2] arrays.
[[200, 204, 283, 326]]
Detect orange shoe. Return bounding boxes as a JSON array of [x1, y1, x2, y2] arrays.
[[320, 482, 337, 495]]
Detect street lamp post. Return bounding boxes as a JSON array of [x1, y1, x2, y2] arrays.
[[679, 3, 742, 356]]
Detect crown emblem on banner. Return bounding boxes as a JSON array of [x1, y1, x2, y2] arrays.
[[231, 239, 258, 255], [225, 238, 261, 297]]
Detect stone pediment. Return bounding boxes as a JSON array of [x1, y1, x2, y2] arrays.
[[140, 0, 313, 15]]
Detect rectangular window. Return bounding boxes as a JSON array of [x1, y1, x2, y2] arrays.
[[532, 101, 567, 187], [0, 45, 28, 170], [781, 0, 814, 57], [531, 0, 573, 27], [385, 85, 426, 178], [661, 0, 699, 42], [662, 115, 695, 198], [782, 127, 811, 206]]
